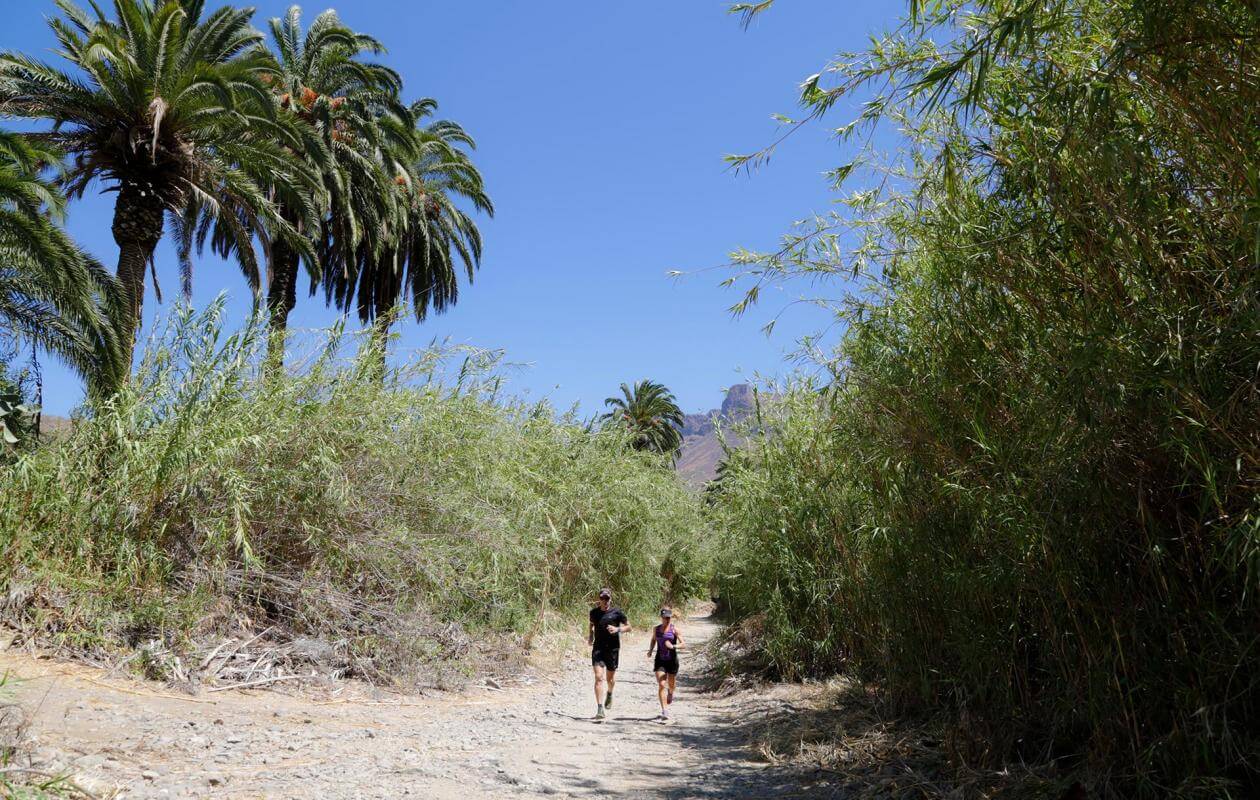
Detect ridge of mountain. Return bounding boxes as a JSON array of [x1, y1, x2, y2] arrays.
[[676, 383, 754, 490]]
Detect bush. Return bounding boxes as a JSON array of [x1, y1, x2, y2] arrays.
[[714, 0, 1258, 794], [0, 360, 37, 456], [0, 301, 710, 681]]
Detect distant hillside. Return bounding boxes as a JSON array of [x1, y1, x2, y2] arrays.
[[38, 414, 73, 436], [676, 384, 755, 490]]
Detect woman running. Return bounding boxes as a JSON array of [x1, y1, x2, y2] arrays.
[[646, 606, 683, 722]]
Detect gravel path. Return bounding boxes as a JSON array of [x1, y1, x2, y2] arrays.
[[1, 612, 845, 799]]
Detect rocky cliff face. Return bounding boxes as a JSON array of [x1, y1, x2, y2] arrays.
[[675, 383, 755, 490], [679, 411, 715, 438], [719, 383, 754, 420]]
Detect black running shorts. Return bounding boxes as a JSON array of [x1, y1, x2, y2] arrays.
[[592, 647, 620, 671], [653, 654, 679, 675]]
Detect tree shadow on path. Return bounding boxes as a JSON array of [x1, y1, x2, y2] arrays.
[[657, 669, 861, 800], [661, 667, 1068, 800]]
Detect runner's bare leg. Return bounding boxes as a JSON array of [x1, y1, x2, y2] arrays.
[[593, 664, 607, 707]]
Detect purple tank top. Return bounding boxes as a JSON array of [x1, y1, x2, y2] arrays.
[[655, 624, 677, 659]]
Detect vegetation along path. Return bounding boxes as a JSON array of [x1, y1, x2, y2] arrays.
[[2, 612, 857, 799]]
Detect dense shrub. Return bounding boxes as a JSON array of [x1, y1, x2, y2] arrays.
[[0, 302, 710, 678], [714, 0, 1258, 794]]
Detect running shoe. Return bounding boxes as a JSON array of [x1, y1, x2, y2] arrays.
[[604, 692, 613, 709], [595, 705, 606, 722]]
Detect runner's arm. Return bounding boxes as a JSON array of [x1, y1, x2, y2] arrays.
[[646, 627, 656, 656]]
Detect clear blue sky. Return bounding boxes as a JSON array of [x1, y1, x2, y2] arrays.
[[6, 1, 898, 417]]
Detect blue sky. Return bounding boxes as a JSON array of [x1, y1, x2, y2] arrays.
[[5, 1, 898, 417]]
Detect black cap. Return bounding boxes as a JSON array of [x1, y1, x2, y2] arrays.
[[599, 588, 612, 599], [660, 607, 673, 617]]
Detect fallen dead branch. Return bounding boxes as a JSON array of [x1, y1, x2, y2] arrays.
[[207, 672, 314, 693]]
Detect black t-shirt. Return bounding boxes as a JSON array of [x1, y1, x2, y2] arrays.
[[590, 606, 628, 650]]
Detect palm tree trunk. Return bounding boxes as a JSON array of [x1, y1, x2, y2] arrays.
[[265, 239, 299, 374], [110, 183, 166, 360]]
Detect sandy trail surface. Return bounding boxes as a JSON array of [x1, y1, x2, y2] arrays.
[[1, 612, 846, 799]]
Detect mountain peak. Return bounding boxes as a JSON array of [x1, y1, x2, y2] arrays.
[[676, 383, 754, 489], [720, 383, 754, 419]]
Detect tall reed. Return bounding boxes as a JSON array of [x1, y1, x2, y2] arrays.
[[714, 0, 1258, 793], [0, 301, 710, 677]]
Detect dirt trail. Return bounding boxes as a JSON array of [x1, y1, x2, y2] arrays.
[[2, 612, 845, 799]]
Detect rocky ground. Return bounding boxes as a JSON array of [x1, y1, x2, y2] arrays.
[[0, 612, 867, 799]]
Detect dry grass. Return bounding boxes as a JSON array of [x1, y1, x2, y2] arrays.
[[733, 677, 1077, 800]]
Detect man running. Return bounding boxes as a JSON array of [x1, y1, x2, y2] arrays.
[[588, 587, 630, 721]]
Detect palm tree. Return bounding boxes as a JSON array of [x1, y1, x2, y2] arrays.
[[0, 131, 124, 396], [322, 99, 493, 372], [258, 6, 403, 368], [0, 0, 322, 362], [602, 380, 685, 458]]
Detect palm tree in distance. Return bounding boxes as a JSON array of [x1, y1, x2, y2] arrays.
[[258, 5, 404, 369], [0, 132, 124, 396], [602, 380, 685, 459], [0, 0, 322, 363]]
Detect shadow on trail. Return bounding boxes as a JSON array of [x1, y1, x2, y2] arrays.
[[655, 667, 946, 799], [543, 709, 661, 725], [544, 710, 597, 723], [662, 671, 849, 800]]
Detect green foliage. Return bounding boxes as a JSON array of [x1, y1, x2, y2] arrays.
[[715, 0, 1258, 794], [0, 0, 492, 388], [601, 379, 685, 459], [0, 0, 322, 350], [0, 302, 709, 678], [322, 98, 493, 328], [0, 131, 124, 395], [255, 5, 402, 361], [0, 384, 35, 447], [256, 6, 494, 344]]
